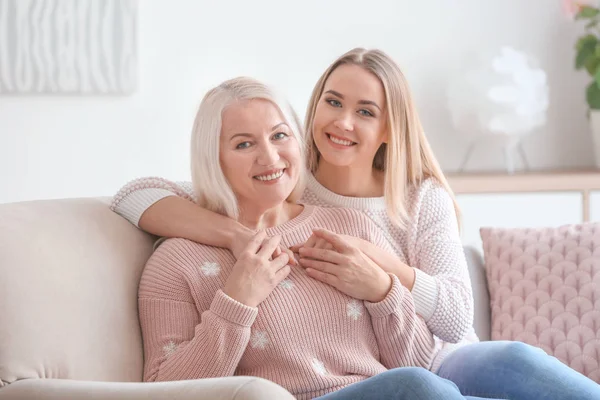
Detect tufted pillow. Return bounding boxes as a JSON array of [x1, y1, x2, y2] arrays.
[[481, 223, 600, 383]]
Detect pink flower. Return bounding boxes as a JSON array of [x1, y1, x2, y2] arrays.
[[563, 0, 597, 19]]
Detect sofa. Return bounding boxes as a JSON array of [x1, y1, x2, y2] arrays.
[[0, 197, 491, 399]]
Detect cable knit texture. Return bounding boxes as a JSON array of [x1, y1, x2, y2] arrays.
[[138, 205, 435, 399], [112, 174, 477, 371]]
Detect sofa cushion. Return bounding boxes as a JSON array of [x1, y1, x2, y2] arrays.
[[481, 223, 600, 383], [0, 198, 155, 386]]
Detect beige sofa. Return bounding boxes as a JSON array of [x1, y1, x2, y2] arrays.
[[0, 197, 491, 399], [0, 197, 295, 400]]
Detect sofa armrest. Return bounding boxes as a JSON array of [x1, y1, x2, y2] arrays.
[[0, 377, 295, 400], [463, 245, 491, 341]]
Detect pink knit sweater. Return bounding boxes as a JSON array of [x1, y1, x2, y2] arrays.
[[112, 174, 477, 372], [138, 205, 435, 399]]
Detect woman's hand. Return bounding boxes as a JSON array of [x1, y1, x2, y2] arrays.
[[298, 228, 392, 303], [231, 228, 297, 266], [223, 231, 292, 307], [290, 232, 335, 252], [293, 230, 415, 290]]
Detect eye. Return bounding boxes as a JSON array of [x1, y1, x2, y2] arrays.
[[326, 99, 342, 108], [358, 109, 374, 117], [236, 141, 251, 149], [272, 132, 289, 140]]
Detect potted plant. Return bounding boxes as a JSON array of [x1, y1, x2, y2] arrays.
[[573, 2, 600, 166]]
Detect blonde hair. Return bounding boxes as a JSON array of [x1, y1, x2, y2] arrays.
[[304, 48, 460, 227], [190, 76, 305, 219]]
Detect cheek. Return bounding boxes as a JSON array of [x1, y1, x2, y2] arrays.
[[362, 121, 386, 144], [220, 153, 246, 183], [282, 144, 302, 171], [312, 104, 329, 130], [219, 151, 232, 172]]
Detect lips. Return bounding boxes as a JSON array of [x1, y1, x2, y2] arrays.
[[253, 168, 286, 181], [326, 133, 356, 146]]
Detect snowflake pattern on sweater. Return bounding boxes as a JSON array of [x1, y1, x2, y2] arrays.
[[347, 300, 363, 321], [250, 331, 269, 350], [199, 261, 220, 276]]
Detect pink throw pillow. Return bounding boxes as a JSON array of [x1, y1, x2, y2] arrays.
[[481, 223, 600, 383]]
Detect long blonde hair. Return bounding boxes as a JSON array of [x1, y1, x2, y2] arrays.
[[304, 48, 460, 227], [190, 77, 305, 219]]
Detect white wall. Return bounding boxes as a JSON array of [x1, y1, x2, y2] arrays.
[[0, 0, 593, 204]]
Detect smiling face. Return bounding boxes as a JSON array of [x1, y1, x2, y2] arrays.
[[312, 64, 388, 171], [219, 99, 302, 212]]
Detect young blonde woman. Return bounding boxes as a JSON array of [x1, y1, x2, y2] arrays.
[[114, 50, 600, 399], [138, 76, 493, 400]]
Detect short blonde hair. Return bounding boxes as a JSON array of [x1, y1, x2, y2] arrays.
[[304, 48, 460, 227], [190, 77, 305, 219]]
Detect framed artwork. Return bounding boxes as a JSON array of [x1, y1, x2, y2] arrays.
[[0, 0, 138, 95]]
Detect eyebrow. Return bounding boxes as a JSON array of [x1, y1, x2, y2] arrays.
[[229, 122, 289, 141], [324, 90, 381, 111]]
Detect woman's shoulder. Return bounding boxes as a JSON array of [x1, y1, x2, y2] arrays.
[[144, 238, 233, 279], [407, 176, 459, 236], [139, 238, 233, 300], [153, 238, 232, 263], [408, 176, 454, 213]]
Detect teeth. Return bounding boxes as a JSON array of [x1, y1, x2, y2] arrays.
[[329, 135, 354, 146], [256, 169, 284, 181]]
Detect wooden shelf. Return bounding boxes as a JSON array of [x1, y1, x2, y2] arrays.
[[446, 169, 600, 222], [446, 169, 600, 195]]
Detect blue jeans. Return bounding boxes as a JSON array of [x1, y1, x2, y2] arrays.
[[314, 367, 503, 399], [437, 341, 600, 400]]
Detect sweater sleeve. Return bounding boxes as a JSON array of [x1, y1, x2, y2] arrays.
[[364, 274, 435, 369], [110, 177, 195, 227], [409, 181, 474, 343], [138, 239, 257, 382]]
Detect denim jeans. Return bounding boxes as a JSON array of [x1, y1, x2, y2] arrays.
[[314, 367, 503, 400], [436, 341, 600, 400]]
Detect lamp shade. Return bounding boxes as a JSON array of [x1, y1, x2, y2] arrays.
[[447, 46, 549, 138]]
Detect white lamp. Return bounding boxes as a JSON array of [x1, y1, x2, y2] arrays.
[[447, 46, 550, 174]]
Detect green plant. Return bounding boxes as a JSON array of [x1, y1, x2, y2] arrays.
[[575, 5, 600, 109]]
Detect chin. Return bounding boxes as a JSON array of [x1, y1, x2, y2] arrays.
[[262, 189, 294, 204], [319, 151, 354, 167]]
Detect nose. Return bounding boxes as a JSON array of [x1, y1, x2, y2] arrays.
[[333, 110, 354, 132], [257, 141, 280, 166]]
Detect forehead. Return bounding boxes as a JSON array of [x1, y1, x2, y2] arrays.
[[221, 99, 285, 136], [324, 64, 385, 105]]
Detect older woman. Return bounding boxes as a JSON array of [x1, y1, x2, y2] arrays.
[[137, 77, 490, 400]]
